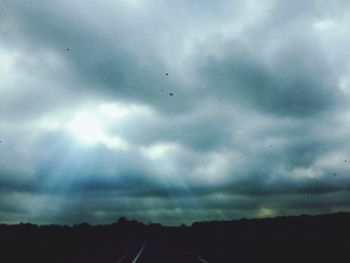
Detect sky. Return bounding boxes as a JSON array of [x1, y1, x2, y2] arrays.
[[1, 0, 350, 226]]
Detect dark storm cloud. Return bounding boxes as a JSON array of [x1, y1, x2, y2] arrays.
[[0, 0, 193, 113], [199, 30, 340, 117], [1, 0, 350, 225]]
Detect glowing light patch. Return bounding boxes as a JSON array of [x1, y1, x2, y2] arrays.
[[313, 19, 337, 30], [67, 111, 129, 150], [191, 152, 235, 183], [39, 101, 155, 150], [141, 143, 179, 159], [69, 112, 105, 145], [258, 208, 274, 218], [290, 167, 321, 178]]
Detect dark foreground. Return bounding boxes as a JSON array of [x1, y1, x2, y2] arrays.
[[1, 212, 349, 262]]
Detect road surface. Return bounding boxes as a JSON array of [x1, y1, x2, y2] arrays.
[[116, 241, 209, 263]]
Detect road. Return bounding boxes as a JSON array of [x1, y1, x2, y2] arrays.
[[116, 241, 209, 263], [61, 237, 209, 263]]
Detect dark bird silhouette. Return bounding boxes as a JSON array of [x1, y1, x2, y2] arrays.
[[165, 73, 168, 76], [169, 93, 173, 96], [66, 48, 70, 51]]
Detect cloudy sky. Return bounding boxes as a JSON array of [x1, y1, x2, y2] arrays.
[[1, 0, 350, 225]]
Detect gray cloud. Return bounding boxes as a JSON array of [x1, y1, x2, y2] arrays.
[[1, 0, 350, 225]]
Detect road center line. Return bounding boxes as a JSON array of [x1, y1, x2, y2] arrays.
[[198, 257, 209, 263], [132, 243, 147, 263], [116, 249, 134, 263]]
